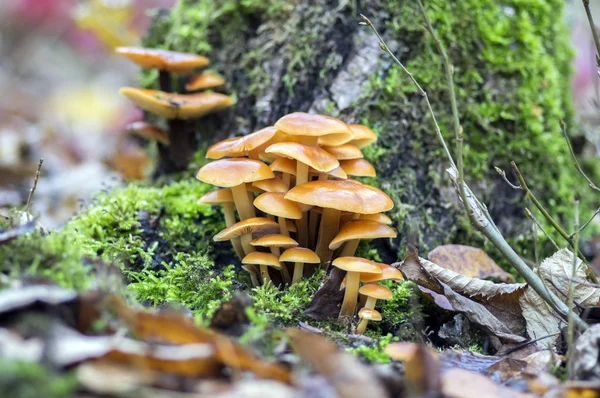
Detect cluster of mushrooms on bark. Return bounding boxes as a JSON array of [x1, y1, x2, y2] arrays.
[[197, 112, 403, 333]]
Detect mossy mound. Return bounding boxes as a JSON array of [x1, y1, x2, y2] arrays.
[[141, 0, 592, 266]]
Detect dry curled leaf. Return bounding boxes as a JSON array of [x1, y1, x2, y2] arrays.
[[385, 342, 441, 395], [442, 368, 533, 398], [428, 244, 514, 282]]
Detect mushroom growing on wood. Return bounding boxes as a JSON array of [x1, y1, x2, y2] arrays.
[[280, 247, 320, 284], [196, 158, 274, 221], [185, 71, 225, 92], [285, 180, 393, 265], [329, 220, 397, 257], [356, 308, 382, 334], [213, 217, 278, 256], [332, 257, 382, 317], [242, 252, 282, 285], [198, 189, 244, 258]]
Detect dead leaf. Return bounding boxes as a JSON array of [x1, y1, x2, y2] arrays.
[[569, 324, 600, 381], [303, 267, 345, 320], [384, 342, 441, 395], [288, 328, 387, 398], [520, 249, 600, 348], [110, 297, 292, 384], [441, 368, 533, 398], [428, 244, 514, 282]]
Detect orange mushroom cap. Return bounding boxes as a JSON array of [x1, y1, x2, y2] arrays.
[[348, 124, 377, 148], [250, 234, 298, 249], [331, 257, 383, 274], [358, 284, 393, 300], [185, 71, 225, 91], [265, 142, 339, 173], [279, 247, 320, 264], [196, 158, 274, 187], [126, 121, 170, 145], [329, 220, 397, 250], [270, 157, 297, 175], [242, 252, 281, 270], [339, 159, 376, 177], [197, 189, 233, 205], [358, 308, 382, 321], [252, 177, 288, 193], [323, 144, 364, 160], [214, 217, 279, 241], [360, 265, 403, 283], [254, 192, 302, 220], [274, 112, 351, 138], [206, 127, 278, 159], [120, 88, 233, 120], [115, 47, 209, 74], [285, 180, 393, 215]]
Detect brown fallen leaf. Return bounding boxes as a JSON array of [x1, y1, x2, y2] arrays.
[[287, 328, 388, 398], [109, 297, 292, 384], [428, 244, 514, 282], [303, 267, 345, 320], [385, 342, 441, 396], [569, 324, 600, 381], [442, 368, 533, 398]]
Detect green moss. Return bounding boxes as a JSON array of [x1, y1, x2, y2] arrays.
[[347, 333, 397, 363], [0, 359, 77, 398]]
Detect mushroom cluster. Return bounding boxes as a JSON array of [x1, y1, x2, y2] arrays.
[[116, 47, 234, 174], [197, 112, 402, 333]]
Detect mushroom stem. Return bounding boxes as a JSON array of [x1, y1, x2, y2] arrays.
[[240, 233, 255, 256], [339, 271, 360, 317], [259, 265, 272, 284], [297, 215, 308, 247], [340, 239, 360, 257], [296, 162, 309, 186], [248, 267, 259, 287], [231, 184, 256, 220], [278, 217, 289, 237], [269, 247, 281, 257], [282, 173, 291, 188], [356, 318, 369, 334], [280, 265, 291, 285], [292, 262, 305, 284], [223, 202, 244, 258], [267, 214, 275, 221], [308, 210, 320, 249], [316, 208, 341, 267], [364, 297, 377, 310], [318, 172, 328, 181], [158, 70, 171, 92]]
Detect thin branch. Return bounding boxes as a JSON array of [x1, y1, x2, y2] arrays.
[[567, 197, 580, 379], [25, 158, 43, 215], [360, 9, 589, 331], [495, 166, 522, 190], [570, 207, 600, 238], [560, 120, 600, 192], [511, 161, 598, 283], [582, 0, 600, 69], [525, 208, 560, 251]]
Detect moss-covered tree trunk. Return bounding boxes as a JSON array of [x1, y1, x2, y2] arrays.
[[144, 0, 578, 263]]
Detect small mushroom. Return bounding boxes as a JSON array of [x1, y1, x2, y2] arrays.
[[196, 158, 274, 221], [331, 257, 382, 317], [280, 247, 320, 284], [329, 220, 397, 257], [360, 265, 404, 284], [356, 308, 382, 334], [126, 121, 170, 145], [242, 252, 282, 285], [358, 284, 393, 321], [265, 142, 338, 186], [348, 124, 377, 148], [285, 180, 393, 265], [185, 71, 225, 92], [250, 234, 298, 257], [339, 159, 376, 178], [213, 217, 278, 256], [242, 264, 260, 287], [252, 177, 288, 193], [269, 157, 296, 188], [198, 189, 244, 258], [253, 192, 302, 237], [323, 144, 364, 160]]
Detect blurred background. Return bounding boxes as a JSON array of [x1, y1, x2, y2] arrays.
[[0, 0, 598, 228]]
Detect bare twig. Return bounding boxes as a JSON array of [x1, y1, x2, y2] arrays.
[[361, 8, 589, 331], [560, 120, 600, 192], [511, 161, 598, 283], [567, 197, 580, 379], [570, 207, 600, 238], [525, 208, 560, 252], [25, 158, 43, 215], [495, 166, 522, 190], [582, 0, 600, 69]]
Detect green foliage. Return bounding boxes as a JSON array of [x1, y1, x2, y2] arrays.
[[379, 281, 423, 335], [0, 360, 76, 398], [347, 333, 398, 363]]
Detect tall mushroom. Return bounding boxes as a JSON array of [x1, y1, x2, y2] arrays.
[[213, 217, 278, 256], [198, 189, 244, 258], [253, 192, 302, 237], [285, 180, 393, 265], [196, 158, 274, 221], [332, 257, 382, 317], [116, 47, 210, 92], [329, 220, 397, 257], [280, 247, 320, 284]]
